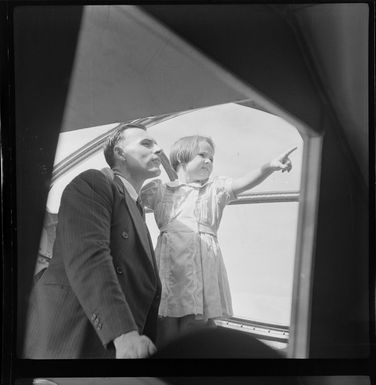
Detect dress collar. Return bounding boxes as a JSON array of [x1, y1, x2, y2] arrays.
[[165, 178, 213, 189]]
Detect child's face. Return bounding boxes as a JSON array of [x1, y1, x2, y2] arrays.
[[185, 141, 214, 183]]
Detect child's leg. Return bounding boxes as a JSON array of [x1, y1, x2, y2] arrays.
[[178, 316, 218, 333], [207, 318, 217, 327], [157, 315, 200, 347], [157, 315, 218, 348], [178, 314, 209, 333], [156, 316, 179, 348]]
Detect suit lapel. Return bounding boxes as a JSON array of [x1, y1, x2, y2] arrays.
[[113, 176, 154, 265]]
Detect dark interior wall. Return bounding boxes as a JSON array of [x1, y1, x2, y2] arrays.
[[142, 4, 325, 132], [11, 4, 369, 359], [13, 5, 83, 353], [58, 6, 247, 132], [142, 4, 369, 357], [309, 112, 369, 358]]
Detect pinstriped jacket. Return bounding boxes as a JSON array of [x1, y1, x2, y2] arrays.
[[22, 169, 161, 359]]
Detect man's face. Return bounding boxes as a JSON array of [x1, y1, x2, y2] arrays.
[[117, 128, 162, 180]]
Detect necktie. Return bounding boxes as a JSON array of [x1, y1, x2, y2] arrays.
[[136, 197, 157, 272], [136, 198, 145, 219]]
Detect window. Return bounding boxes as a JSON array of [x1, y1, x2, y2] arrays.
[[41, 100, 321, 357]]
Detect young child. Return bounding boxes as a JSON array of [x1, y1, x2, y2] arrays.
[[140, 135, 296, 346]]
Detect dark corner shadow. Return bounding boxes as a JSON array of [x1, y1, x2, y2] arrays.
[[14, 6, 84, 356]]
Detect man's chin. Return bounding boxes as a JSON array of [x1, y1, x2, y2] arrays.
[[149, 168, 162, 177]]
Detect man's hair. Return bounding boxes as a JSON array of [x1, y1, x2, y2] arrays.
[[169, 135, 215, 172], [103, 122, 146, 168]]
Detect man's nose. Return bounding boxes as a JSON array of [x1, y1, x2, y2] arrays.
[[153, 144, 162, 155]]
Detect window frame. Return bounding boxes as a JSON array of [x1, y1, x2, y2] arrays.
[[44, 105, 323, 358]]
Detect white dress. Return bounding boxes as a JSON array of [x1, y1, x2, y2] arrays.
[[140, 176, 235, 320]]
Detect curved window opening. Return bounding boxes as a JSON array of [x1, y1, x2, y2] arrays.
[[38, 99, 321, 358]]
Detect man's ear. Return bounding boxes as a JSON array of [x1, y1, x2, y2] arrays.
[[114, 147, 126, 160]]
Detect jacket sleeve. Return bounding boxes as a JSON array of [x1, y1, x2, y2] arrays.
[[57, 169, 138, 347]]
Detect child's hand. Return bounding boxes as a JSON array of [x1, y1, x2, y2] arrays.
[[231, 146, 297, 195], [158, 150, 178, 181], [269, 146, 297, 173]]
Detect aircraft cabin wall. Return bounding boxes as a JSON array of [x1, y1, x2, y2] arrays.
[[11, 5, 369, 358]]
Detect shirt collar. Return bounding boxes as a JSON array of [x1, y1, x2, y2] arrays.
[[113, 172, 139, 202]]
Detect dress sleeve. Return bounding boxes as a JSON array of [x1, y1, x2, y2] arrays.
[[214, 176, 237, 208], [140, 179, 164, 211]]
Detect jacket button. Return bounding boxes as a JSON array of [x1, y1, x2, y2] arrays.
[[121, 231, 129, 239], [115, 265, 123, 275]]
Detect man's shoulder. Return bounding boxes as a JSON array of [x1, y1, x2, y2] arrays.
[[67, 169, 113, 192], [73, 168, 108, 182]]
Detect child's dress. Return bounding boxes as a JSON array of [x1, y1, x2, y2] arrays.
[[140, 176, 235, 320]]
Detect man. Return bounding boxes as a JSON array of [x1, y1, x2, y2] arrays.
[[22, 123, 162, 359]]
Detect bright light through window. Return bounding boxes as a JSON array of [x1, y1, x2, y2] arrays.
[[42, 101, 303, 330]]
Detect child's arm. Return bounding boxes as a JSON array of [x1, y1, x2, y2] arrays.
[[231, 147, 297, 196], [159, 150, 178, 181]]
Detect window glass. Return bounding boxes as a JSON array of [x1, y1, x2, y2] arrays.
[[220, 202, 299, 325], [45, 101, 303, 329]]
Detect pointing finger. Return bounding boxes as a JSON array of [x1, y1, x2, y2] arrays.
[[281, 146, 297, 160]]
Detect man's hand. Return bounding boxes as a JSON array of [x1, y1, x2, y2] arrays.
[[114, 330, 157, 359]]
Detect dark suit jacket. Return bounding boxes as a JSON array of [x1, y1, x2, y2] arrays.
[[22, 169, 161, 358]]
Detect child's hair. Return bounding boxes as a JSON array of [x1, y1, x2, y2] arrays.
[[169, 135, 215, 172]]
